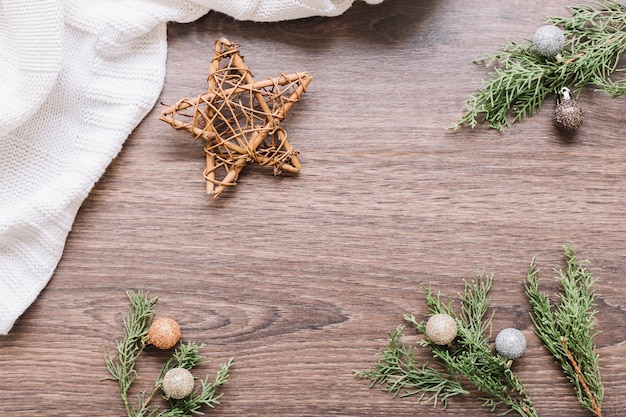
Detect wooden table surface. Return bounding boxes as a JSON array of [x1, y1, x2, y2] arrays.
[[2, 0, 626, 416]]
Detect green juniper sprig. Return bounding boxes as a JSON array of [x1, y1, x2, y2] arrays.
[[355, 326, 469, 407], [525, 246, 604, 417], [357, 272, 537, 417], [138, 342, 205, 417], [104, 290, 233, 417], [104, 290, 158, 416], [451, 0, 626, 131], [154, 356, 234, 417]]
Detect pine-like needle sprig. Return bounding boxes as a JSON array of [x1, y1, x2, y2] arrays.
[[451, 0, 626, 131], [355, 326, 469, 407], [358, 272, 537, 417], [104, 290, 158, 416], [525, 246, 604, 417], [153, 356, 234, 417], [104, 290, 233, 417]]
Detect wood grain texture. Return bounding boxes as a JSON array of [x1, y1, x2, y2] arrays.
[[2, 0, 626, 416]]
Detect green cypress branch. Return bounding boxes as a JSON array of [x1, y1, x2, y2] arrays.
[[451, 0, 626, 131], [357, 272, 537, 417], [355, 326, 468, 407], [104, 290, 233, 417], [154, 357, 234, 417], [104, 290, 158, 416], [137, 341, 212, 417], [525, 246, 604, 417]]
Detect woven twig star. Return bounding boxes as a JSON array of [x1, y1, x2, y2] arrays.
[[160, 38, 312, 198]]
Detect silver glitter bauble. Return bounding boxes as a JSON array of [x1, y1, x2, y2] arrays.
[[425, 313, 457, 345], [533, 25, 565, 58], [162, 367, 195, 399], [495, 328, 527, 360]]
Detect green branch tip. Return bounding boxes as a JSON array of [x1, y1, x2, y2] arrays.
[[525, 246, 603, 417], [452, 0, 626, 131], [104, 291, 234, 417]]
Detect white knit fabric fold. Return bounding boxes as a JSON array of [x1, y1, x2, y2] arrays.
[[0, 0, 63, 137], [0, 0, 383, 334]]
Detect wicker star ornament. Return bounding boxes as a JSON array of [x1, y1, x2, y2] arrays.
[[160, 38, 312, 197]]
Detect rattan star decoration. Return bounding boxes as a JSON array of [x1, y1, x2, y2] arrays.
[[160, 38, 312, 198]]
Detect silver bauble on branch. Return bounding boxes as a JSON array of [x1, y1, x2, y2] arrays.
[[533, 25, 565, 58], [495, 328, 527, 360]]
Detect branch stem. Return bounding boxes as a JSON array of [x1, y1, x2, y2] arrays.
[[561, 338, 602, 417]]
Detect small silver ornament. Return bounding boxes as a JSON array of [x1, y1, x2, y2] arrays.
[[554, 87, 583, 131], [533, 25, 565, 58], [495, 328, 527, 360], [425, 313, 458, 345], [162, 367, 195, 399]]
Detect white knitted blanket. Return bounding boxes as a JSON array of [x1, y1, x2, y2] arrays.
[[0, 0, 382, 334]]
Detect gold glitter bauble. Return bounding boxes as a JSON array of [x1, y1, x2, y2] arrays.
[[425, 313, 457, 345], [554, 99, 583, 131], [554, 87, 583, 131], [147, 318, 181, 350], [162, 367, 195, 399]]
